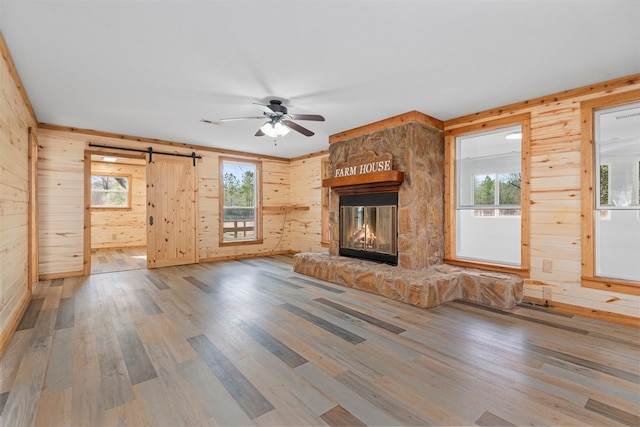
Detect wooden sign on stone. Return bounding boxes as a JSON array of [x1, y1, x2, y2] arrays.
[[333, 151, 393, 178]]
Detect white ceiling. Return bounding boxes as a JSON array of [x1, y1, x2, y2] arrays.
[[1, 0, 639, 159]]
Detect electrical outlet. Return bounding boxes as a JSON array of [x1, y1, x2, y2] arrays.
[[542, 287, 552, 300]]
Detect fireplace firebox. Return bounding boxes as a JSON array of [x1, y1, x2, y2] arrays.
[[339, 192, 398, 265]]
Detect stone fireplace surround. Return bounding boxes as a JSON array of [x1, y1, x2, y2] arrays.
[[294, 112, 523, 309]]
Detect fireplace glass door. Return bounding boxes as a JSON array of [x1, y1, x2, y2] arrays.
[[339, 192, 398, 265]]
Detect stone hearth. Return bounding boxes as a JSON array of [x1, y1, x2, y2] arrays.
[[295, 112, 523, 309], [294, 253, 523, 309]]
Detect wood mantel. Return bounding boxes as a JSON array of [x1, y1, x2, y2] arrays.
[[322, 170, 404, 195]]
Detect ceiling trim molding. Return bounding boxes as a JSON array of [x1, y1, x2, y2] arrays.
[[444, 73, 640, 129], [329, 111, 444, 144], [444, 112, 532, 137], [37, 123, 290, 162], [0, 31, 37, 123]]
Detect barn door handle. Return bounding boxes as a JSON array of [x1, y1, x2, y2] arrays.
[[149, 216, 154, 225]]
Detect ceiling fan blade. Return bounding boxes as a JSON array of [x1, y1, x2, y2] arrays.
[[218, 116, 265, 122], [200, 118, 221, 125], [289, 114, 325, 122], [253, 102, 276, 115], [283, 119, 314, 137]]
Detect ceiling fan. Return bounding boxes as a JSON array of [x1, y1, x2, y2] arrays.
[[202, 99, 325, 138]]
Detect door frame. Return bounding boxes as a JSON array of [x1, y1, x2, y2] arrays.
[[83, 149, 146, 275], [28, 127, 38, 286]]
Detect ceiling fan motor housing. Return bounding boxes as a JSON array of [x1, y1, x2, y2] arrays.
[[268, 100, 288, 115]]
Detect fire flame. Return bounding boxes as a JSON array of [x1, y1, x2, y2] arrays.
[[350, 224, 376, 248]]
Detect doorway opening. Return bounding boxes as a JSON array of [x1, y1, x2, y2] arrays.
[[88, 152, 147, 274]]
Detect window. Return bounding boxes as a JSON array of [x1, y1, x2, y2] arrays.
[[592, 101, 640, 282], [91, 174, 130, 208], [445, 114, 530, 274], [219, 158, 262, 245]]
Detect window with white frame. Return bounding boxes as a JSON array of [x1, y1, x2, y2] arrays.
[[456, 125, 522, 266], [593, 102, 640, 281], [220, 158, 261, 244]]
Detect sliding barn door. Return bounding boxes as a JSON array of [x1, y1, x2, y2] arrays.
[[146, 154, 198, 268]]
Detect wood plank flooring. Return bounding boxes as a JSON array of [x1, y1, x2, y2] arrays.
[[91, 247, 147, 274], [1, 255, 639, 426]]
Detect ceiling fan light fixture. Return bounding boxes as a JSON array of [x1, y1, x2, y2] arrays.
[[261, 120, 290, 138]]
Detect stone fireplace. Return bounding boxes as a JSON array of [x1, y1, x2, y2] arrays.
[[325, 115, 444, 270], [294, 111, 523, 309]]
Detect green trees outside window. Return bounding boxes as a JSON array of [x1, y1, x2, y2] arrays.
[[473, 172, 521, 216], [91, 175, 129, 208], [221, 160, 259, 242]]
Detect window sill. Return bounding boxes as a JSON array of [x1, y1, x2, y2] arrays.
[[91, 207, 132, 211], [219, 238, 264, 247], [582, 276, 640, 296], [444, 258, 530, 278]]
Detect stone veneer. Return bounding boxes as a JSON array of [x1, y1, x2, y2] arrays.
[[328, 121, 444, 269], [295, 114, 524, 309]]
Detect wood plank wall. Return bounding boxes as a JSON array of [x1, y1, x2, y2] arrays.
[[36, 128, 296, 276], [37, 130, 85, 277], [289, 153, 329, 253], [0, 33, 37, 354], [90, 160, 146, 249], [444, 75, 640, 319], [197, 150, 291, 261]]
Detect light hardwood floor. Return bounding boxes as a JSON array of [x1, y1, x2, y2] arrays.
[[1, 255, 638, 426], [91, 247, 147, 274]]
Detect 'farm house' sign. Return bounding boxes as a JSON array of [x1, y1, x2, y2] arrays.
[[333, 153, 393, 178]]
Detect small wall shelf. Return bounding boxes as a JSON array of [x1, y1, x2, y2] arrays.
[[263, 205, 310, 212]]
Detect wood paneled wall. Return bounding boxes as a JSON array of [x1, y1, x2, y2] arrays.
[[90, 160, 146, 249], [289, 153, 329, 254], [37, 130, 85, 277], [444, 75, 640, 319], [36, 128, 296, 276], [0, 33, 37, 355], [197, 152, 293, 260]]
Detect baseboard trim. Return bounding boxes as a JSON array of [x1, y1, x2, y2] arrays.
[[0, 289, 31, 358], [90, 245, 146, 252], [39, 270, 85, 281], [524, 296, 639, 327], [199, 250, 294, 264]]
